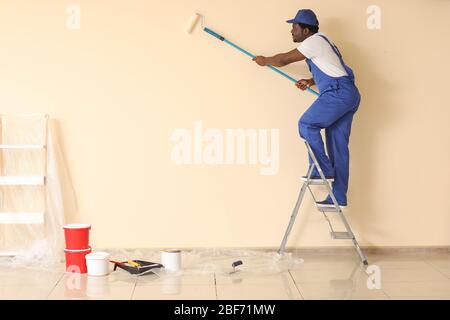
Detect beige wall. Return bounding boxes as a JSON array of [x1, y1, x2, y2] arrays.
[[0, 0, 449, 249]]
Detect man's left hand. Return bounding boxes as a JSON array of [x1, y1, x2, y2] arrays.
[[253, 56, 268, 66]]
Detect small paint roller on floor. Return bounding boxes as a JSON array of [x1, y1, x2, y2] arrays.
[[230, 260, 243, 274]]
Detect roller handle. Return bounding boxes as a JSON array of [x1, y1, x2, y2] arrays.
[[204, 27, 225, 41], [203, 27, 320, 97]]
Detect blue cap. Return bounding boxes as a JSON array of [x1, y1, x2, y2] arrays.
[[286, 9, 319, 26]]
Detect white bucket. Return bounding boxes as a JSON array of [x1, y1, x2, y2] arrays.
[[161, 249, 182, 272], [85, 251, 111, 276]]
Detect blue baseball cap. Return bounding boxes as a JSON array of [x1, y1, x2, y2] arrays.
[[286, 9, 319, 26]]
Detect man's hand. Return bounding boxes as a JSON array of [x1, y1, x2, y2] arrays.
[[253, 56, 268, 66], [253, 50, 305, 67], [296, 78, 315, 91]]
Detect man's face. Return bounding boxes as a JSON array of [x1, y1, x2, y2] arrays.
[[291, 24, 308, 43]]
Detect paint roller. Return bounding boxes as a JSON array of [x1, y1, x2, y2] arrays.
[[186, 13, 319, 97], [230, 260, 243, 274]]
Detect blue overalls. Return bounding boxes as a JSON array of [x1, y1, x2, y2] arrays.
[[298, 35, 361, 206]]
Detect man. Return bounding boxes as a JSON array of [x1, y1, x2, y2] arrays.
[[253, 9, 360, 208]]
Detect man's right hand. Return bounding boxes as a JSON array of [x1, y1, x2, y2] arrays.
[[296, 78, 315, 91]]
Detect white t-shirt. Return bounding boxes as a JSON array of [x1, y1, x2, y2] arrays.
[[297, 32, 348, 77]]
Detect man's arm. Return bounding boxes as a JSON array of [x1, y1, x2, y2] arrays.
[[253, 49, 306, 67]]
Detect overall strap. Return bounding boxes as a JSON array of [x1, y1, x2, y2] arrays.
[[317, 34, 347, 72]]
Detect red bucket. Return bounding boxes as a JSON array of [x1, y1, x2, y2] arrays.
[[63, 224, 91, 250], [65, 247, 92, 273]]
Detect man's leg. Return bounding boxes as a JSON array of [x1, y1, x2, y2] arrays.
[[298, 95, 352, 178], [324, 109, 356, 205], [299, 123, 334, 177]]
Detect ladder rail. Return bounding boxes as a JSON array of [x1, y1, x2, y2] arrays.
[[304, 141, 342, 212], [305, 140, 368, 264], [278, 165, 314, 255], [305, 141, 357, 237], [306, 180, 338, 235]]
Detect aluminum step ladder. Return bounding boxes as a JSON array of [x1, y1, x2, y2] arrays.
[[278, 140, 368, 265]]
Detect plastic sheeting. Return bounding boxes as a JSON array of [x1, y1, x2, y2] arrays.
[[107, 248, 304, 277], [0, 114, 75, 269], [0, 114, 301, 274]]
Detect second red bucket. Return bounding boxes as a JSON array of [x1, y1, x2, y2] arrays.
[[63, 224, 91, 250], [65, 247, 92, 273]]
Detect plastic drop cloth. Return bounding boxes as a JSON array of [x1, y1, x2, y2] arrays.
[[0, 114, 75, 269], [107, 248, 304, 277]]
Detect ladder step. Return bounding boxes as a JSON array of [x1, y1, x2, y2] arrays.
[[300, 177, 333, 185], [330, 232, 354, 240], [0, 212, 45, 224], [316, 204, 342, 212], [0, 176, 45, 186], [0, 252, 20, 256], [0, 144, 45, 150]]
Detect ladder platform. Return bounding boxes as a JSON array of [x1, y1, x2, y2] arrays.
[[330, 232, 354, 240]]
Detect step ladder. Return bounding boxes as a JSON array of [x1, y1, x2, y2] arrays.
[[0, 114, 48, 256], [278, 140, 368, 265]]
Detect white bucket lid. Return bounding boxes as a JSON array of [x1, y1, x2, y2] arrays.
[[162, 249, 181, 253], [85, 252, 110, 260], [64, 247, 92, 253], [63, 223, 91, 229]]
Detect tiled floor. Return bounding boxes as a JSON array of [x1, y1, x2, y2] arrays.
[[0, 252, 449, 300]]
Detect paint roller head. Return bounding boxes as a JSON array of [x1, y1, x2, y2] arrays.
[[186, 13, 203, 34], [232, 260, 243, 268]]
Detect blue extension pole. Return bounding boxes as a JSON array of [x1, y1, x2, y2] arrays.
[[203, 27, 319, 97]]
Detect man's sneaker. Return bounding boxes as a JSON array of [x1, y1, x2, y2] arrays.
[[301, 175, 334, 182], [316, 199, 347, 208]]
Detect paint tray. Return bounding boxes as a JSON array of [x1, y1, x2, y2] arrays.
[[112, 260, 163, 276]]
